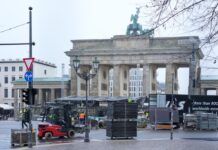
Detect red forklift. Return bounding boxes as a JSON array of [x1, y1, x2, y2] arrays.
[[38, 103, 85, 140]]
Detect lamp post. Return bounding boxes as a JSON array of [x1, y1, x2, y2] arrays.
[[73, 56, 99, 142], [188, 38, 199, 113], [170, 73, 174, 140], [28, 7, 33, 148]]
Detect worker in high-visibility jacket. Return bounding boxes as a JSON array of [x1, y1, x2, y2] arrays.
[[20, 108, 29, 129], [79, 112, 85, 124], [128, 97, 132, 103]]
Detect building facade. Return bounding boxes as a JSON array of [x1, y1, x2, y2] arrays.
[[129, 68, 143, 97], [13, 76, 70, 119], [200, 75, 218, 95], [109, 68, 165, 97], [0, 59, 57, 106]]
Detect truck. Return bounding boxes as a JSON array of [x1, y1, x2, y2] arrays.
[[38, 103, 85, 140]]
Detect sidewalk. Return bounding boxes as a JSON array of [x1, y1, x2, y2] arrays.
[[20, 139, 218, 150]]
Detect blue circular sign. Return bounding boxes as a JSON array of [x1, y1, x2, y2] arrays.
[[24, 71, 33, 82]]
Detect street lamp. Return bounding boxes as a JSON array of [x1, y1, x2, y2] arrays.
[[73, 56, 99, 142], [170, 73, 174, 140], [188, 37, 199, 97]]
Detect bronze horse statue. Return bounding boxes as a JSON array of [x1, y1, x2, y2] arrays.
[[126, 8, 154, 37]]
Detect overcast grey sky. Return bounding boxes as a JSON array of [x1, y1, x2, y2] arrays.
[[1, 0, 215, 94], [0, 0, 143, 74]]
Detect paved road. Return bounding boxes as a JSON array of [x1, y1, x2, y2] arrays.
[[20, 139, 218, 150], [1, 120, 218, 150]]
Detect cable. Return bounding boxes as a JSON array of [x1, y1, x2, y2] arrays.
[[0, 22, 29, 34]]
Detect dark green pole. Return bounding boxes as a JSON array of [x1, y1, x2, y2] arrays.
[[170, 73, 174, 140], [28, 7, 33, 148], [84, 77, 90, 142]]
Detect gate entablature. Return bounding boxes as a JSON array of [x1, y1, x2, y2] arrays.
[[67, 36, 203, 65]]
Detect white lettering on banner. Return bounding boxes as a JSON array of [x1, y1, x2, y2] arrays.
[[178, 101, 185, 110], [211, 102, 218, 106], [165, 100, 185, 110], [211, 107, 218, 111], [203, 102, 210, 105], [193, 101, 201, 105], [193, 107, 210, 111], [166, 101, 170, 107]]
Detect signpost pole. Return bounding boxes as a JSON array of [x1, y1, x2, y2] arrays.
[[28, 7, 33, 148]]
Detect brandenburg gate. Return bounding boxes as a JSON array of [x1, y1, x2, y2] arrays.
[[66, 35, 203, 97]]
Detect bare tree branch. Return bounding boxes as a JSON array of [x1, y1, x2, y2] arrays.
[[141, 0, 218, 47]]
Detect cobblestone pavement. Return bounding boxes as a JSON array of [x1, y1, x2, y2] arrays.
[[1, 120, 218, 150], [20, 139, 218, 150]]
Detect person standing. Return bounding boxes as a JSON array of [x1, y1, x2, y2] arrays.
[[79, 112, 85, 124], [21, 109, 28, 129]]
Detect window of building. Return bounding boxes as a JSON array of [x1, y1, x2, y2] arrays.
[[12, 66, 16, 72], [12, 89, 14, 98], [11, 103, 14, 106], [19, 66, 23, 72], [19, 76, 22, 79], [4, 89, 8, 98], [4, 76, 8, 84], [44, 69, 47, 75], [4, 66, 8, 72], [0, 67, 1, 72], [12, 76, 16, 82]]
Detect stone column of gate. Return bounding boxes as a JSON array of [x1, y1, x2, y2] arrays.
[[150, 65, 158, 94], [170, 65, 179, 94], [90, 66, 100, 96], [79, 65, 91, 96], [189, 61, 195, 96], [113, 64, 121, 96], [142, 64, 151, 97], [121, 65, 129, 96], [71, 67, 78, 96], [102, 66, 110, 96], [193, 62, 201, 95], [165, 63, 178, 94], [90, 65, 110, 96], [112, 64, 129, 96], [174, 67, 179, 94]]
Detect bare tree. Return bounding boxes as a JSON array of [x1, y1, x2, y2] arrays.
[[142, 0, 218, 46]]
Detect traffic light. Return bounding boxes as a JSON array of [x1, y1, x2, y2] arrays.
[[22, 89, 30, 105], [22, 88, 37, 105]]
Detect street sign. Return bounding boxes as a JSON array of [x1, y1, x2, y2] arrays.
[[24, 71, 33, 82], [23, 58, 35, 70]]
